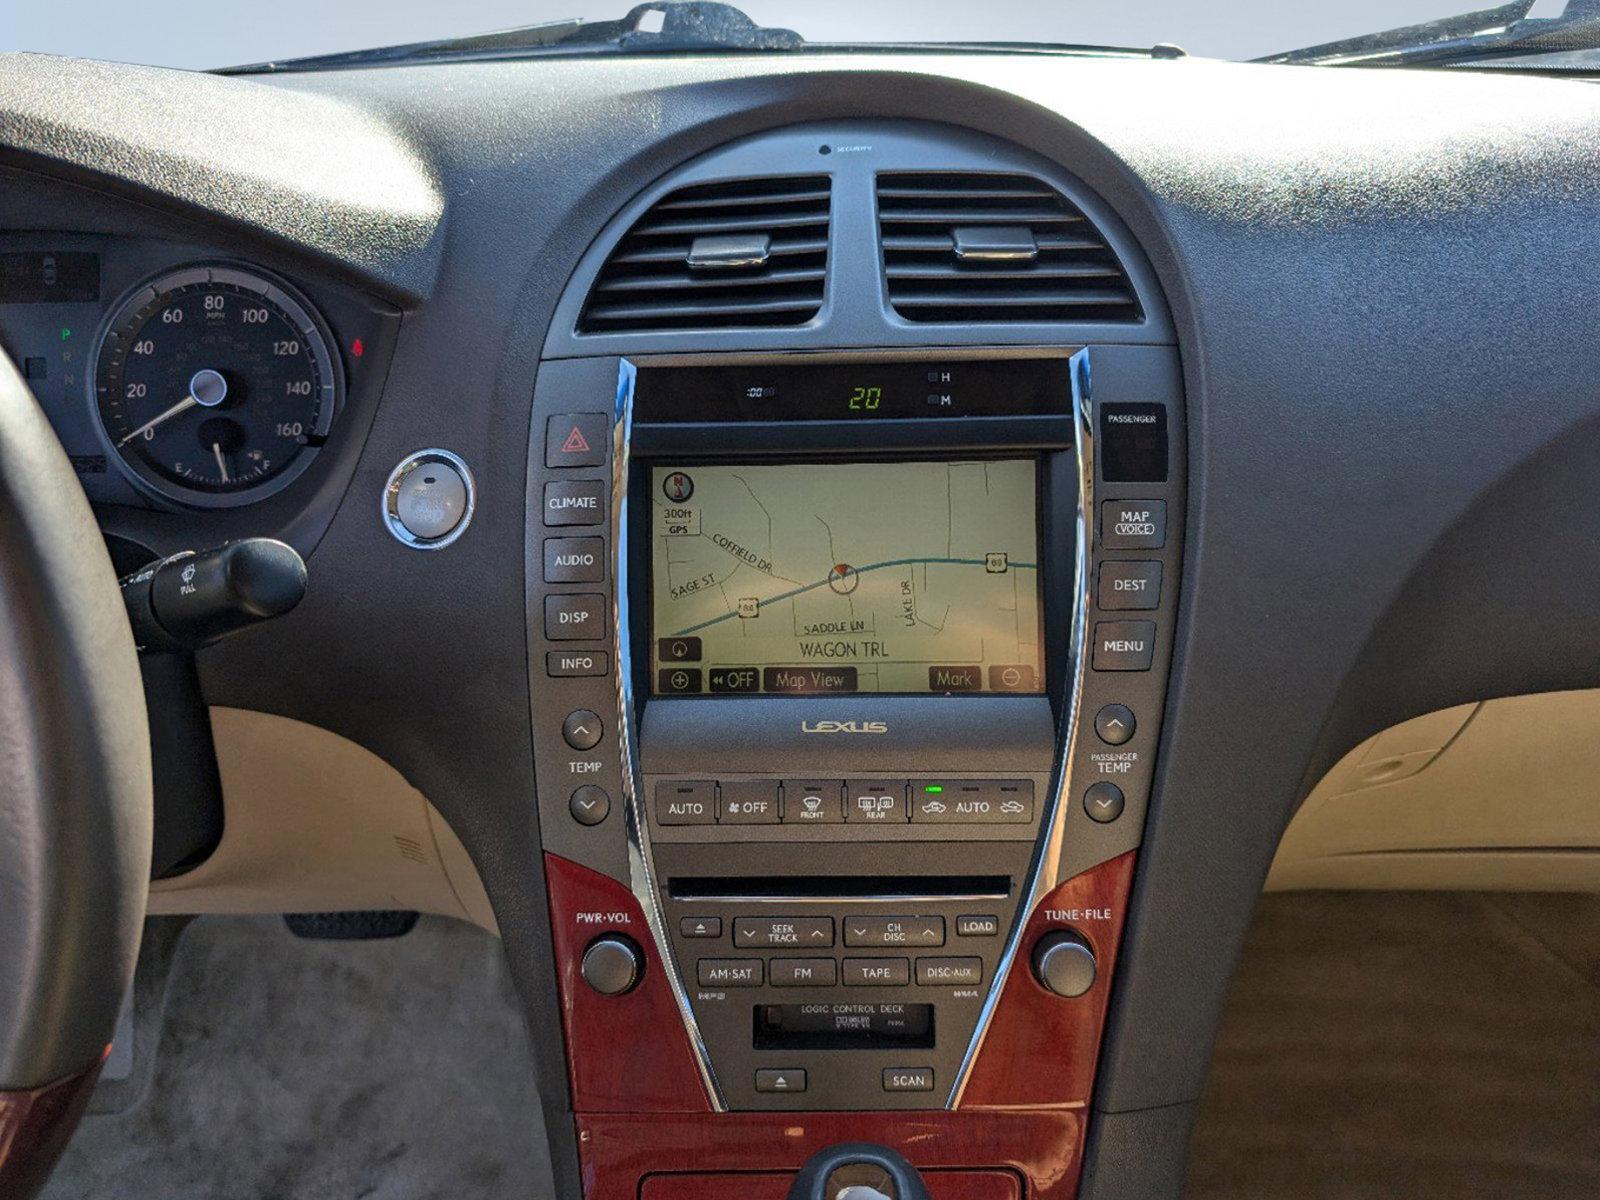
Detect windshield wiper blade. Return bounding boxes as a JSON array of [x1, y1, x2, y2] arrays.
[[218, 1, 804, 75], [1260, 0, 1600, 67]]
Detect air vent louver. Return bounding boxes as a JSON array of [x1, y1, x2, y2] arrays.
[[579, 175, 831, 334], [877, 172, 1140, 324]]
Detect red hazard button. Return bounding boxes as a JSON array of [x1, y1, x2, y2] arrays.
[[545, 413, 608, 468]]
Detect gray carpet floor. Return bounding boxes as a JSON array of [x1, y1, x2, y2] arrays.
[[1186, 891, 1600, 1200], [43, 914, 553, 1200]]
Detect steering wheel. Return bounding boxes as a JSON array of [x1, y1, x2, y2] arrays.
[[0, 351, 151, 1196]]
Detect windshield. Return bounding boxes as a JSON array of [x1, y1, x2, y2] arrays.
[[0, 1, 1564, 68]]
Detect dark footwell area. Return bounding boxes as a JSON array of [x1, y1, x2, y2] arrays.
[[1185, 891, 1600, 1200], [43, 914, 553, 1200]]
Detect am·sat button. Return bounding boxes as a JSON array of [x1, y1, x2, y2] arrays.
[[1093, 621, 1156, 671]]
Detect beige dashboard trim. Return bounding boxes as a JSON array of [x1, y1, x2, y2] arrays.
[[149, 707, 498, 932], [1269, 690, 1600, 893]]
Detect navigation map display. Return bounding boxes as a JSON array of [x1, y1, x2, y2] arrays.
[[649, 460, 1043, 696]]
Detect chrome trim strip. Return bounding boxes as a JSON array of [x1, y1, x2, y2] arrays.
[[944, 345, 1094, 1108], [610, 357, 727, 1111]]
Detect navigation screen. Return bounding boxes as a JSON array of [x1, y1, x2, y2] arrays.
[[649, 460, 1043, 696]]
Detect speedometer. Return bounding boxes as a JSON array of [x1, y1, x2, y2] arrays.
[[93, 265, 340, 506]]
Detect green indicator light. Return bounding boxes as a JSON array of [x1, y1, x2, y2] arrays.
[[924, 785, 943, 794], [60, 327, 71, 341]]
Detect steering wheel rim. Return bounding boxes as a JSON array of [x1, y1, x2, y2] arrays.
[[0, 350, 151, 1194]]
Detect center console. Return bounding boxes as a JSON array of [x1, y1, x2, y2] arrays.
[[526, 345, 1182, 1197]]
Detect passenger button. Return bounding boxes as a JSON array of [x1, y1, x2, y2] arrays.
[[657, 780, 716, 825], [546, 414, 608, 468], [916, 957, 983, 987], [841, 958, 911, 987], [844, 916, 944, 948], [697, 959, 762, 988], [1100, 499, 1166, 549], [544, 537, 605, 583], [542, 479, 606, 526], [782, 780, 845, 825], [845, 780, 909, 824], [1097, 560, 1162, 610], [769, 958, 839, 987], [883, 1067, 935, 1093], [755, 1068, 807, 1095], [956, 915, 1001, 938], [1092, 621, 1156, 671], [719, 780, 780, 824], [545, 593, 606, 640], [733, 917, 834, 949]]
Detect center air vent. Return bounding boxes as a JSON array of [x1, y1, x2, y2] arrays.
[[876, 172, 1140, 324], [578, 175, 831, 334]]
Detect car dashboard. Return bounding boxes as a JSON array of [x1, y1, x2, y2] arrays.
[[4, 45, 1600, 1200]]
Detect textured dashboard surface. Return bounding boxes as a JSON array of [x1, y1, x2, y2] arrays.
[[5, 49, 1600, 1200], [0, 54, 444, 302]]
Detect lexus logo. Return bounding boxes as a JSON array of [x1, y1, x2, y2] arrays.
[[800, 720, 888, 734]]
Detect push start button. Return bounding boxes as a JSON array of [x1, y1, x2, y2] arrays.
[[383, 450, 476, 549]]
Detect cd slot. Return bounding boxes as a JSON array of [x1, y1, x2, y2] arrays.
[[668, 874, 1012, 901]]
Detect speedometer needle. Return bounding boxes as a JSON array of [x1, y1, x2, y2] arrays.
[[118, 394, 196, 446], [212, 442, 230, 482]]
